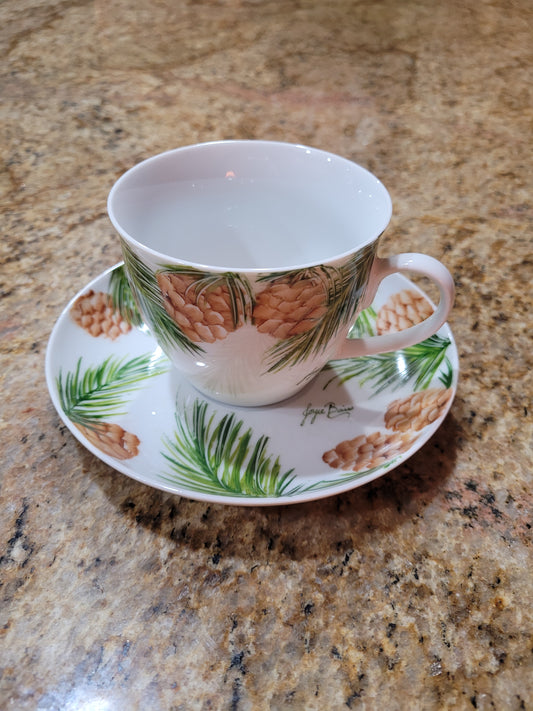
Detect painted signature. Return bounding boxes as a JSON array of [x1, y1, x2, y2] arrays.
[[300, 402, 354, 427]]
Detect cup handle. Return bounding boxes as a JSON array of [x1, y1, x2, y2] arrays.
[[336, 253, 455, 359]]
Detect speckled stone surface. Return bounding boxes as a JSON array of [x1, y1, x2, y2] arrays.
[[1, 1, 532, 709]]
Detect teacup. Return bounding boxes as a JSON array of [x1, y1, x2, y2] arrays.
[[108, 140, 454, 406]]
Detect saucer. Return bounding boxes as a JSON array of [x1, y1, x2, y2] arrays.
[[45, 263, 458, 506]]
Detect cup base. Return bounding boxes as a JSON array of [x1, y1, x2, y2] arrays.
[[185, 374, 316, 408]]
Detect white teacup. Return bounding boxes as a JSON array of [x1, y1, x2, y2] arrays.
[[108, 141, 454, 406]]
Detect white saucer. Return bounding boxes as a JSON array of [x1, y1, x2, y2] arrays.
[[45, 264, 458, 506]]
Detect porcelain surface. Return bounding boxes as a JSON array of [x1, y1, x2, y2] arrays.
[[46, 265, 458, 505]]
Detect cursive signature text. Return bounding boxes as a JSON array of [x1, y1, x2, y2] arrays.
[[300, 402, 354, 427]]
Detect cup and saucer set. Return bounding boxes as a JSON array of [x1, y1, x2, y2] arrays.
[[46, 141, 458, 506]]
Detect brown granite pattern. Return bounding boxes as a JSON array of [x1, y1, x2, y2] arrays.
[[1, 0, 532, 708]]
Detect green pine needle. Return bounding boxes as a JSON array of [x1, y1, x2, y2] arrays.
[[349, 306, 377, 338], [324, 334, 453, 394], [109, 265, 143, 327], [161, 399, 300, 498], [57, 353, 168, 426], [121, 241, 203, 356], [438, 357, 454, 389], [264, 244, 375, 372], [301, 462, 388, 492]]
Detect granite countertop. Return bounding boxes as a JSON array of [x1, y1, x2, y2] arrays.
[[1, 0, 532, 708]]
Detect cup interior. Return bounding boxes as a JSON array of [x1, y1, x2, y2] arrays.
[[108, 141, 392, 271]]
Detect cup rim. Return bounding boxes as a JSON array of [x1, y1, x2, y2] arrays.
[[107, 139, 393, 274]]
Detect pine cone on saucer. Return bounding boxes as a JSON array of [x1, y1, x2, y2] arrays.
[[376, 289, 433, 334], [75, 421, 140, 460], [71, 290, 132, 340], [323, 431, 416, 472], [384, 387, 453, 432]]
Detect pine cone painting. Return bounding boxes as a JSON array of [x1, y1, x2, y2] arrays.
[[385, 388, 453, 432], [376, 289, 434, 334], [71, 290, 132, 340], [323, 431, 417, 471], [76, 421, 140, 460], [156, 270, 253, 345], [253, 273, 328, 339]]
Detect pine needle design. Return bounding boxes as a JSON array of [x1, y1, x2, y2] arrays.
[[121, 240, 203, 356], [325, 334, 453, 394], [57, 354, 168, 460], [348, 306, 377, 338], [70, 266, 141, 340], [109, 264, 143, 327], [322, 289, 454, 475], [325, 288, 453, 394], [256, 244, 375, 373], [161, 399, 300, 498]]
